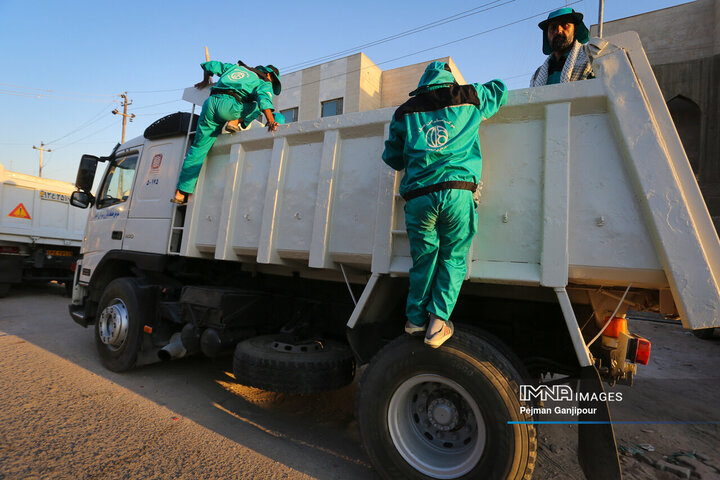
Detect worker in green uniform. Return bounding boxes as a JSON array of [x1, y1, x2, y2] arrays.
[[382, 62, 508, 348], [173, 61, 282, 203], [530, 8, 593, 86]]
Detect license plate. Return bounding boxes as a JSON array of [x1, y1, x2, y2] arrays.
[[46, 250, 73, 257]]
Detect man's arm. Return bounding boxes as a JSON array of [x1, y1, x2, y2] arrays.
[[474, 79, 509, 120], [194, 71, 212, 89], [194, 61, 234, 88], [382, 117, 406, 171], [263, 109, 278, 132]]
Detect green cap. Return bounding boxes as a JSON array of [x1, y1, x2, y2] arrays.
[[538, 8, 589, 55], [255, 64, 281, 95]]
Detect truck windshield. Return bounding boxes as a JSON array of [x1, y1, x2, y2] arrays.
[[96, 154, 138, 209]]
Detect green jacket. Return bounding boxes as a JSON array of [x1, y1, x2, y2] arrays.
[[382, 62, 508, 197], [201, 61, 274, 111]]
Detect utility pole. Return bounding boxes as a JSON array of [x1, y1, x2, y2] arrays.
[[112, 92, 136, 143], [32, 142, 52, 177], [598, 0, 605, 38]]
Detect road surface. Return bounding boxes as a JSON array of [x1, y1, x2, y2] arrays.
[[1, 283, 719, 479]]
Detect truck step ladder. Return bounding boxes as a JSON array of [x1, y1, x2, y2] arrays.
[[167, 110, 197, 255]]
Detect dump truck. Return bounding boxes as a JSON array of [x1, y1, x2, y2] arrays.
[[0, 164, 86, 296], [67, 32, 720, 480]]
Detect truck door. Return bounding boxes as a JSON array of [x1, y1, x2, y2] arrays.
[[83, 150, 140, 259]]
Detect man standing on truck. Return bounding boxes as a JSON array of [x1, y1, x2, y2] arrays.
[[382, 62, 507, 348], [173, 61, 282, 204], [530, 8, 593, 87]]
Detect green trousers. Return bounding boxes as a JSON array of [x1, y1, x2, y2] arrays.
[[177, 95, 259, 194], [404, 189, 477, 326]]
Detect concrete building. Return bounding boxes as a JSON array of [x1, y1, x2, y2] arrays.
[[274, 53, 465, 122], [591, 0, 720, 229]]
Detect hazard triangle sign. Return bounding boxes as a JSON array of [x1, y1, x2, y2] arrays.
[[8, 203, 31, 219]]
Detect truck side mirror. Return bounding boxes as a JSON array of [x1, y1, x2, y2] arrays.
[[70, 190, 94, 209], [76, 154, 99, 192]]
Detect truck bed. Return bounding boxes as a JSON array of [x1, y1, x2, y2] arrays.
[[0, 164, 86, 247], [121, 33, 719, 330]]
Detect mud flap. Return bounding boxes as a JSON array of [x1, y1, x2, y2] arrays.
[[577, 365, 622, 480]]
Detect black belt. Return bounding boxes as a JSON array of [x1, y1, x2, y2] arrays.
[[402, 181, 477, 201], [211, 88, 244, 103]]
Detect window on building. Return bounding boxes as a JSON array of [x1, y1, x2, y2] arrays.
[[280, 107, 298, 123], [321, 98, 343, 117]]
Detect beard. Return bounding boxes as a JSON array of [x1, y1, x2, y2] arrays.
[[551, 34, 573, 53]]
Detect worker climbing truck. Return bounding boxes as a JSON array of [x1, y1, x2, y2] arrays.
[[68, 33, 719, 480], [0, 164, 85, 297]]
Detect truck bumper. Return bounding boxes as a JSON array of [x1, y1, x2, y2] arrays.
[[69, 304, 89, 328]]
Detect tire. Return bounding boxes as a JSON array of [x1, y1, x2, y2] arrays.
[[233, 335, 355, 393], [692, 328, 715, 340], [357, 330, 536, 480], [94, 277, 147, 372], [0, 283, 10, 298]]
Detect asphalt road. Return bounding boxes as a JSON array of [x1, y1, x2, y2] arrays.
[[0, 283, 371, 480], [1, 283, 719, 479]]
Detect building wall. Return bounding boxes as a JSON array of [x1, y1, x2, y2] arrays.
[[590, 0, 719, 65], [275, 54, 465, 121], [358, 54, 383, 112], [380, 56, 465, 108], [591, 0, 720, 228]]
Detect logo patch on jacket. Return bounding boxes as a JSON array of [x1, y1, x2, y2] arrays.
[[421, 120, 453, 150]]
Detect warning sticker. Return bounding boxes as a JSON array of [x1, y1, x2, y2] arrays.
[[8, 203, 31, 219]]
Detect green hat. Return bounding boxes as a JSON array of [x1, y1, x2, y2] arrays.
[[538, 8, 589, 55], [255, 64, 282, 95]]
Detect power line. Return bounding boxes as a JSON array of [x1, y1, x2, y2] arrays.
[[0, 82, 116, 98], [46, 101, 118, 145], [0, 89, 118, 103], [127, 87, 184, 94], [280, 2, 582, 93], [281, 0, 514, 72], [132, 99, 184, 110], [52, 121, 118, 151]]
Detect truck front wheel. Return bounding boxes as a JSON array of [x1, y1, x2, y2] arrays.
[[94, 277, 146, 372], [357, 330, 536, 480]]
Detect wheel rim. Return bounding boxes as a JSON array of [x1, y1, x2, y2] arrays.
[[387, 374, 486, 479], [98, 298, 130, 351]]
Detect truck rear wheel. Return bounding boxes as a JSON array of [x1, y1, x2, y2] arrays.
[[357, 330, 536, 480], [0, 283, 10, 298], [233, 335, 355, 393], [95, 277, 147, 372]]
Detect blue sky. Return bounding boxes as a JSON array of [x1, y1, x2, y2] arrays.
[[0, 0, 690, 183]]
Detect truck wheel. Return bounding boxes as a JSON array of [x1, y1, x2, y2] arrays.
[[95, 277, 146, 372], [0, 283, 10, 298], [233, 335, 355, 393], [357, 330, 536, 480]]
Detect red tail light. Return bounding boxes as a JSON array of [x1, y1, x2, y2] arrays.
[[634, 338, 651, 365], [70, 261, 77, 273]]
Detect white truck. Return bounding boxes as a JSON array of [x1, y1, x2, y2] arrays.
[[67, 33, 719, 480], [0, 164, 86, 296]]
